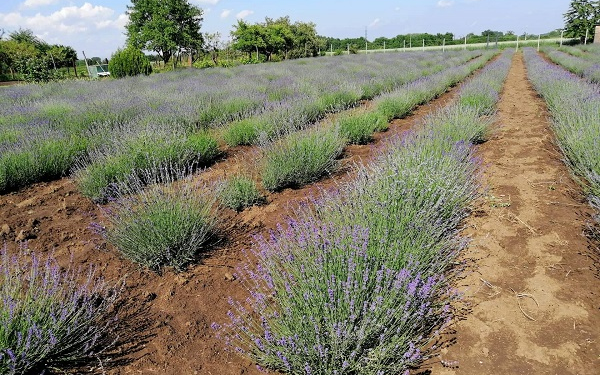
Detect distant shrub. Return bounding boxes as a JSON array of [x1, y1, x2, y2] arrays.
[[338, 112, 388, 145], [0, 247, 122, 374], [193, 59, 216, 69], [218, 174, 264, 212], [261, 127, 345, 192], [108, 47, 152, 78], [102, 172, 218, 272]]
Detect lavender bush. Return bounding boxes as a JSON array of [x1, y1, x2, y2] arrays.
[[75, 126, 219, 202], [0, 248, 122, 374], [261, 127, 345, 192], [337, 111, 388, 145], [219, 221, 453, 374], [99, 167, 218, 272], [218, 174, 265, 212]]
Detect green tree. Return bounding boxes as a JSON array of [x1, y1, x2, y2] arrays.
[[231, 17, 320, 61], [231, 20, 266, 59], [126, 0, 204, 64], [564, 0, 600, 42]]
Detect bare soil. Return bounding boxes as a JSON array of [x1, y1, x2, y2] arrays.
[[1, 53, 598, 375], [430, 53, 600, 374]]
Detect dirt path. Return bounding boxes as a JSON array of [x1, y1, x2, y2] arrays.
[[431, 52, 600, 374]]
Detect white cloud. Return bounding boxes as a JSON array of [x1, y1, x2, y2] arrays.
[[21, 0, 60, 9], [369, 18, 380, 28], [437, 0, 455, 7], [395, 7, 401, 11], [220, 9, 231, 18], [0, 2, 128, 57], [236, 10, 254, 19]]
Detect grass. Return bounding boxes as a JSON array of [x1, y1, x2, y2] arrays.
[[218, 174, 265, 212], [261, 127, 345, 192]]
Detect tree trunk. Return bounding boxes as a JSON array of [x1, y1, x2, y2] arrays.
[[73, 60, 78, 77]]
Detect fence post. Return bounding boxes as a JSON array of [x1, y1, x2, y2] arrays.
[[560, 30, 564, 46]]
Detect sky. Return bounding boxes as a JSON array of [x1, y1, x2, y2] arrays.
[[0, 0, 569, 59]]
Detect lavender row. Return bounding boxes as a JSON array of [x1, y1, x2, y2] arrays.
[[0, 51, 481, 196], [523, 47, 600, 218], [215, 55, 511, 373], [542, 47, 600, 84], [257, 51, 498, 192], [457, 49, 514, 116], [220, 51, 483, 147]]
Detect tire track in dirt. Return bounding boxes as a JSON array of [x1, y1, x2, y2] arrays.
[[431, 52, 600, 374]]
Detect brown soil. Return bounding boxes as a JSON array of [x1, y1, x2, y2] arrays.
[[430, 53, 600, 374], [0, 79, 458, 374]]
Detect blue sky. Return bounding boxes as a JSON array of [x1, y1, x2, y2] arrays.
[[0, 0, 569, 58]]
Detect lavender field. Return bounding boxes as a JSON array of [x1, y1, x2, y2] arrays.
[[0, 50, 484, 200], [1, 49, 507, 374], [7, 46, 600, 375]]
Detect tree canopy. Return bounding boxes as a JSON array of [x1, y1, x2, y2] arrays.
[[126, 0, 204, 64], [231, 17, 321, 60], [564, 0, 600, 42], [0, 28, 79, 82]]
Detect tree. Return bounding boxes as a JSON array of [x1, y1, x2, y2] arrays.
[[231, 20, 266, 59], [203, 32, 222, 64], [564, 0, 600, 42], [126, 0, 204, 64], [231, 17, 320, 61]]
